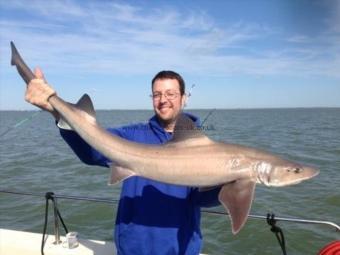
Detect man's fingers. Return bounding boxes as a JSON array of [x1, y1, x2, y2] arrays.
[[33, 67, 45, 80]]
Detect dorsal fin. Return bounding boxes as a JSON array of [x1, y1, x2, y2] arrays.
[[76, 94, 96, 119], [166, 114, 213, 147], [57, 94, 96, 130]]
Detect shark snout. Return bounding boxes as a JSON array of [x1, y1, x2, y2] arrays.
[[268, 164, 319, 187], [302, 166, 320, 179]]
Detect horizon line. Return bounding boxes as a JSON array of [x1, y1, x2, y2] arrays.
[[1, 106, 339, 112]]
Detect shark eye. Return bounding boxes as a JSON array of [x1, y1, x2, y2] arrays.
[[287, 167, 302, 173]]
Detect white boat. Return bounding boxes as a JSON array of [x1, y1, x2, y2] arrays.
[[0, 228, 212, 255], [0, 228, 117, 255], [1, 191, 338, 255]]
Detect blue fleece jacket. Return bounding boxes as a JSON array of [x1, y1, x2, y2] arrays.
[[59, 113, 221, 255]]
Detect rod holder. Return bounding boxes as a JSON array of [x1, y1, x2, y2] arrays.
[[52, 196, 61, 244]]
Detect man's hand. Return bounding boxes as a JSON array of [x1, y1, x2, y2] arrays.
[[25, 67, 59, 119]]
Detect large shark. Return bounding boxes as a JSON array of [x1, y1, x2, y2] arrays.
[[11, 42, 319, 234]]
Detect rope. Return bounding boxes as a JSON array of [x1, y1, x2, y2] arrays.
[[267, 213, 287, 255], [56, 207, 69, 234], [41, 192, 69, 255], [41, 193, 50, 255]]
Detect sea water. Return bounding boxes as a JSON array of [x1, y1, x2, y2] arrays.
[[0, 108, 339, 254]]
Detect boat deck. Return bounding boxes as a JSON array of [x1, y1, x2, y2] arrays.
[[0, 228, 116, 255]]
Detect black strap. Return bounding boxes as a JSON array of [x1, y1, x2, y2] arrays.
[[41, 192, 69, 255], [267, 213, 287, 255], [41, 192, 51, 255]]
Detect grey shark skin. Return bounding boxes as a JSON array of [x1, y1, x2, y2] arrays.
[[11, 41, 319, 234]]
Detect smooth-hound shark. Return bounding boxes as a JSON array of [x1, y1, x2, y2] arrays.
[[10, 42, 319, 234]]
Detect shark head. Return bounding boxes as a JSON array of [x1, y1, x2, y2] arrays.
[[255, 160, 319, 187]]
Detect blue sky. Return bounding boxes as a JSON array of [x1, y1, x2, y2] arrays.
[[0, 0, 339, 110]]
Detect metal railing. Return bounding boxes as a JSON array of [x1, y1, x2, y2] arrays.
[[201, 209, 340, 232], [1, 189, 339, 244]]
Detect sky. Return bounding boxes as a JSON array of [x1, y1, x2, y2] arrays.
[[0, 0, 339, 110]]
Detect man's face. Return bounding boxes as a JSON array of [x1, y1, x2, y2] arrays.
[[152, 78, 186, 124]]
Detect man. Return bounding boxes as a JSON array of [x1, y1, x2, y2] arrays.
[[25, 69, 221, 255]]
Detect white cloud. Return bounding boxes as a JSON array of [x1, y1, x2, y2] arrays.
[[0, 0, 339, 78]]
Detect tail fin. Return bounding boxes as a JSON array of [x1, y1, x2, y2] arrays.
[[10, 41, 35, 85], [57, 94, 96, 130]]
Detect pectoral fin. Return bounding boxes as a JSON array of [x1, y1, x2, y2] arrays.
[[218, 179, 256, 234], [108, 164, 136, 185]]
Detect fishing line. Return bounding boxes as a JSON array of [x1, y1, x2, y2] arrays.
[[184, 84, 196, 108], [187, 84, 196, 98], [201, 108, 216, 127], [0, 110, 42, 138], [183, 83, 216, 128]]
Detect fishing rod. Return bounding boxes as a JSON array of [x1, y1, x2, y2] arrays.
[[1, 189, 339, 232], [184, 84, 196, 108]]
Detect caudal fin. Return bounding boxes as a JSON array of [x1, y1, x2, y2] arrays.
[[10, 41, 35, 85]]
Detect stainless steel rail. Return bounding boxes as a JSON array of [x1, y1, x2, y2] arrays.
[[201, 209, 340, 232], [1, 189, 339, 233], [0, 190, 119, 203], [1, 189, 119, 244]]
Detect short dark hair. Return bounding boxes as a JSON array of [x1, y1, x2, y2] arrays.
[[151, 70, 185, 95]]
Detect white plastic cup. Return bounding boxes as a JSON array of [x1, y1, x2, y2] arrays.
[[63, 231, 79, 249]]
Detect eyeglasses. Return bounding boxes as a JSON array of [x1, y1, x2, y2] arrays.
[[150, 90, 181, 101]]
